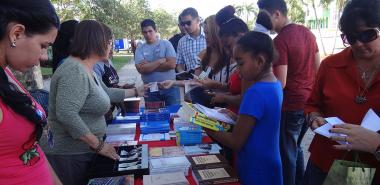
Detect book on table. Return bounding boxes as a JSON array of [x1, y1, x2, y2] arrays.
[[143, 172, 189, 185], [178, 103, 233, 132], [190, 154, 239, 185]]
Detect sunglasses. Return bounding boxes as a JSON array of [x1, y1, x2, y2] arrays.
[[341, 28, 380, 46], [180, 20, 192, 26]]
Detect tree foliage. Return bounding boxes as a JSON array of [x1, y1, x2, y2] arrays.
[[52, 0, 177, 39]]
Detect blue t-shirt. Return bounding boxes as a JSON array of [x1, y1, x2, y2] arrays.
[[238, 81, 283, 185], [134, 39, 176, 84]]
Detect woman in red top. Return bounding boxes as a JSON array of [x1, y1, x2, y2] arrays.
[[304, 0, 380, 184], [0, 0, 61, 184]]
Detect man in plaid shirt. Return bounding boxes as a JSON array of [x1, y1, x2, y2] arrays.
[[176, 7, 206, 75]]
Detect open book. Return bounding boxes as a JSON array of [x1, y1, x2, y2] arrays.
[[193, 104, 235, 125]]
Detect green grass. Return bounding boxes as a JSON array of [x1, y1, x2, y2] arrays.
[[112, 55, 133, 71], [40, 55, 133, 77]]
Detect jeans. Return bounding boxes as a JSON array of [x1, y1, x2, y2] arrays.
[[302, 160, 327, 185], [145, 87, 180, 106], [280, 111, 307, 185]]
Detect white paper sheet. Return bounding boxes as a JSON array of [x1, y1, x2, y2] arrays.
[[314, 117, 347, 145], [360, 109, 380, 132], [193, 104, 235, 124]]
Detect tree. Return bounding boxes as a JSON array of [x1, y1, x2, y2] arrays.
[[235, 3, 258, 28], [151, 8, 177, 39], [51, 0, 84, 20], [286, 0, 306, 24]]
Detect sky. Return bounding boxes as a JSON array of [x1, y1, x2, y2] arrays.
[[149, 0, 258, 19]]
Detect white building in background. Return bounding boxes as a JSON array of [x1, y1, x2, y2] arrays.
[[303, 0, 345, 55]]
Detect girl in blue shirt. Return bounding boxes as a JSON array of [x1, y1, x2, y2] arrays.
[[206, 31, 283, 185]]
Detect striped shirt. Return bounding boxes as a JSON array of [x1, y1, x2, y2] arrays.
[[176, 31, 206, 71]]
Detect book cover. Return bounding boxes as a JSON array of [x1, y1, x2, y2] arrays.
[[192, 165, 239, 185], [178, 103, 230, 132], [187, 154, 229, 169]]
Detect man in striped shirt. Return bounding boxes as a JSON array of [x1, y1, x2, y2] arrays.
[[176, 7, 206, 75]]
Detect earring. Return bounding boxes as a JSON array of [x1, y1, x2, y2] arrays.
[[11, 41, 16, 48]]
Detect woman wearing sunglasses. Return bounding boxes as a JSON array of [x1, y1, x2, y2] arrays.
[[303, 0, 380, 184]]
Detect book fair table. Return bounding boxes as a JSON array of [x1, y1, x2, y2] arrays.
[[90, 104, 241, 185]]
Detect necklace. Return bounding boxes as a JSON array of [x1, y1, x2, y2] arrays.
[[355, 63, 380, 104]]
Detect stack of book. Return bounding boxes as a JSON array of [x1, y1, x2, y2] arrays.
[[140, 121, 170, 134], [149, 156, 191, 176], [113, 114, 140, 124], [183, 144, 222, 156], [139, 133, 170, 142], [143, 172, 189, 185], [149, 146, 186, 159], [105, 124, 136, 145], [174, 118, 203, 145], [177, 103, 232, 132], [189, 154, 239, 185]]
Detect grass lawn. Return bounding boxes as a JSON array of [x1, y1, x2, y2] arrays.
[[41, 55, 133, 77]]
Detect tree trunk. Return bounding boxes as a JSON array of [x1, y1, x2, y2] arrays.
[[331, 9, 342, 54], [312, 0, 327, 56]]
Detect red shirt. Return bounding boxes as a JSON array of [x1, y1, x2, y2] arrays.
[[228, 71, 241, 114], [305, 48, 380, 182], [274, 24, 319, 111]]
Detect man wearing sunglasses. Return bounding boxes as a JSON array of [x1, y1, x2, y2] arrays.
[[176, 7, 206, 75]]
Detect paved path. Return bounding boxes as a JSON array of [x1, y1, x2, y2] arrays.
[[43, 59, 315, 166]]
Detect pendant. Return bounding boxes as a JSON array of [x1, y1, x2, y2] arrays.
[[355, 95, 367, 104]]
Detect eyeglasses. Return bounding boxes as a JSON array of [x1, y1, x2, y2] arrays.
[[180, 20, 192, 27], [341, 28, 380, 47]]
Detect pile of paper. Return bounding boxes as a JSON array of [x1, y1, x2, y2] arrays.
[[105, 123, 136, 144], [183, 144, 221, 156], [139, 133, 170, 142], [140, 121, 170, 134], [106, 123, 136, 135], [315, 109, 380, 144], [143, 172, 189, 185], [149, 156, 191, 176]]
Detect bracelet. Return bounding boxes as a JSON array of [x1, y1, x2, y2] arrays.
[[92, 140, 104, 153]]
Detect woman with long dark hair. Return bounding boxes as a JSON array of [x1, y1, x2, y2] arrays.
[[0, 0, 61, 184]]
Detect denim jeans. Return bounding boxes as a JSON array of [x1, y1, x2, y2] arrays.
[[280, 111, 307, 185], [302, 160, 327, 185], [145, 87, 180, 106]]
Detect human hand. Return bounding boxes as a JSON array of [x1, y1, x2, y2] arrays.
[[122, 83, 135, 89], [159, 80, 175, 89], [309, 115, 326, 130], [135, 85, 146, 97], [98, 143, 120, 160], [218, 108, 237, 121], [330, 123, 380, 153], [209, 92, 226, 105]]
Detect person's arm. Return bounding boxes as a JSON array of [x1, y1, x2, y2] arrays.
[[273, 65, 288, 88], [273, 38, 288, 88], [210, 93, 241, 107], [99, 76, 141, 103], [314, 52, 321, 72], [206, 114, 255, 151], [206, 88, 263, 151], [135, 59, 163, 74], [176, 64, 185, 72], [176, 40, 185, 72], [156, 57, 176, 71], [330, 124, 380, 153], [93, 62, 104, 78]]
